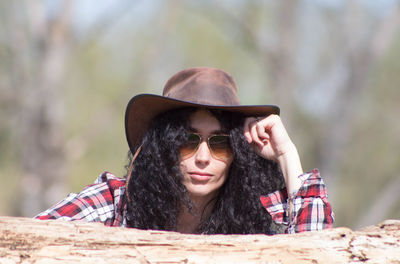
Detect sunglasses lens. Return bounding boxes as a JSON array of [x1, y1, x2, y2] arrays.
[[179, 133, 232, 160], [179, 133, 201, 158], [209, 135, 232, 160]]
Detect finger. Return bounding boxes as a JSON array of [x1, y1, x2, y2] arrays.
[[258, 114, 280, 132], [256, 120, 270, 140], [257, 125, 270, 146], [250, 120, 264, 147], [243, 117, 256, 143], [263, 114, 291, 140]]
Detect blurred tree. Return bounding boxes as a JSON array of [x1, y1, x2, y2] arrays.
[[0, 0, 73, 216], [0, 0, 137, 216]]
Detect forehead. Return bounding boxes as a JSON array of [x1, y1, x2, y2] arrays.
[[189, 109, 222, 134]]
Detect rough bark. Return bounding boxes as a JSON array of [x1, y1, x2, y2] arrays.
[[0, 217, 399, 263]]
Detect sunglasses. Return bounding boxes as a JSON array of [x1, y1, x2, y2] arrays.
[[179, 132, 232, 161]]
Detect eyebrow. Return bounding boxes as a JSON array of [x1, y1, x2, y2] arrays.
[[188, 127, 227, 134]]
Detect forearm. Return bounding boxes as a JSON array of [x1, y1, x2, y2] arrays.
[[276, 143, 303, 195]]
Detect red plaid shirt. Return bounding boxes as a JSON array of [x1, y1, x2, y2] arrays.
[[35, 169, 333, 234]]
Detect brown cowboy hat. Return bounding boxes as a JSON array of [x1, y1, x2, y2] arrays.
[[125, 67, 280, 151]]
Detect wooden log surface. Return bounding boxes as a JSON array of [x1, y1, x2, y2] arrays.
[[0, 216, 399, 263]]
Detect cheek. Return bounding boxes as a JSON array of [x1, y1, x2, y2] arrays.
[[224, 156, 233, 170], [217, 159, 233, 178], [179, 160, 187, 174], [179, 157, 194, 177]]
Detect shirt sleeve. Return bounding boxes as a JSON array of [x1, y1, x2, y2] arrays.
[[259, 169, 334, 234], [34, 172, 126, 226]]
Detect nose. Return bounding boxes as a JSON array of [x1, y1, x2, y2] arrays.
[[194, 141, 211, 165]]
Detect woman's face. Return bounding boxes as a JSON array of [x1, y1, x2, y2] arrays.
[[179, 109, 233, 202]]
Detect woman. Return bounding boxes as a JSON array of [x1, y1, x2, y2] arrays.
[[36, 67, 333, 234]]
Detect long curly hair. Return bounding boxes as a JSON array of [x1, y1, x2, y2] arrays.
[[125, 108, 285, 234]]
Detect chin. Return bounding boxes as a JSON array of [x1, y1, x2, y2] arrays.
[[186, 185, 217, 199]]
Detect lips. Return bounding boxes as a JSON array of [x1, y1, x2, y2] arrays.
[[188, 171, 213, 181]]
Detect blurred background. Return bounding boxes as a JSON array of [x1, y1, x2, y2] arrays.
[[0, 0, 399, 230]]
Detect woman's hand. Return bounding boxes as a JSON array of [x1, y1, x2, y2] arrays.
[[243, 114, 303, 194], [243, 114, 295, 162]]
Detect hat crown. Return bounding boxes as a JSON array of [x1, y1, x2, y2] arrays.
[[162, 67, 240, 106]]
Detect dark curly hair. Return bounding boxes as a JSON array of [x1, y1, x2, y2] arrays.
[[125, 108, 285, 234]]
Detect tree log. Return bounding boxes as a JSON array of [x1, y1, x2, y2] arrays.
[[0, 217, 399, 263]]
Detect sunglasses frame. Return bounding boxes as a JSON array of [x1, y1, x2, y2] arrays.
[[180, 132, 232, 161]]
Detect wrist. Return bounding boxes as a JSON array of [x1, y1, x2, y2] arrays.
[[276, 142, 298, 164], [276, 143, 303, 194]]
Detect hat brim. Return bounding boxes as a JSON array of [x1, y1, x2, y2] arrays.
[[125, 94, 280, 151]]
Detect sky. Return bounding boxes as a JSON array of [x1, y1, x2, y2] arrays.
[[44, 0, 400, 31]]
